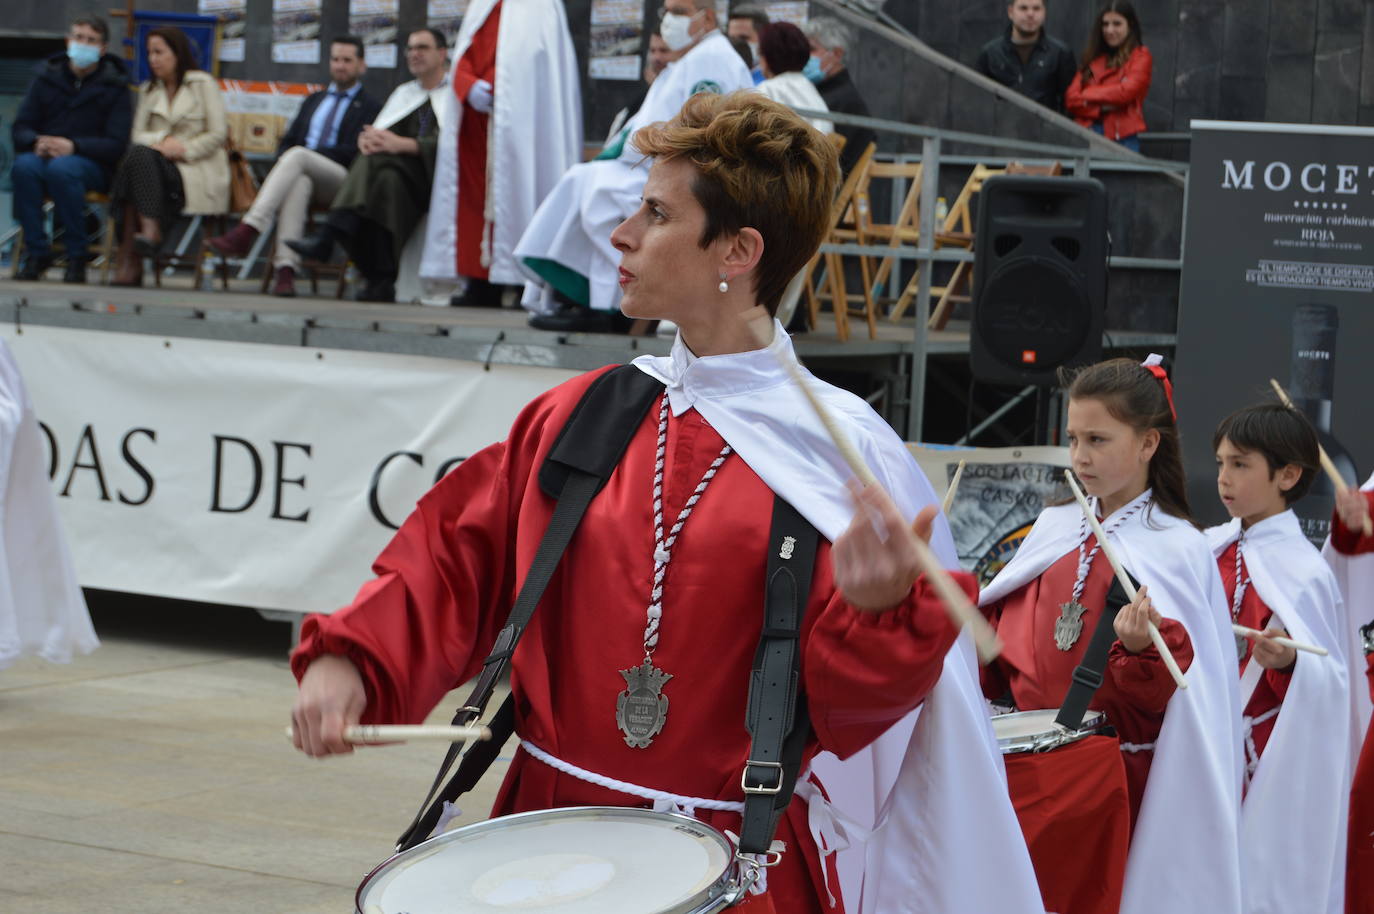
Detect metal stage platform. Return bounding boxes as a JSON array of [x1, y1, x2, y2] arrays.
[[0, 278, 1175, 442]]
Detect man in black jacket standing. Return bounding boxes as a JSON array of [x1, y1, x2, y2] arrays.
[[802, 17, 875, 178], [11, 16, 131, 283], [206, 36, 381, 296], [975, 0, 1076, 114]]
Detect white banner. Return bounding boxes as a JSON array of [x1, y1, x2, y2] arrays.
[[2, 325, 579, 615]]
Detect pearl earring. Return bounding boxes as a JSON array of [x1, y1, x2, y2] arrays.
[[718, 277, 729, 293]]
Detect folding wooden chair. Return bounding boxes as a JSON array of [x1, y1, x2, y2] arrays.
[[256, 206, 352, 299], [802, 141, 877, 341], [852, 159, 924, 316], [9, 191, 115, 282], [925, 161, 1064, 330]]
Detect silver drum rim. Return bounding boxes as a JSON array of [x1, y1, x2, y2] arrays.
[[993, 709, 1107, 754], [355, 805, 737, 914]]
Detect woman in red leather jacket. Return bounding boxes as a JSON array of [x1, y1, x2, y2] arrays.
[[1066, 1, 1152, 152]]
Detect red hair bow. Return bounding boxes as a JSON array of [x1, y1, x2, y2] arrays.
[[1141, 354, 1176, 421]]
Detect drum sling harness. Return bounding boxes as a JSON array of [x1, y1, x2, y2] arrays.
[[396, 365, 819, 859], [1055, 571, 1139, 731]]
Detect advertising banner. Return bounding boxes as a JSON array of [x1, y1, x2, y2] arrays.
[[1175, 121, 1374, 544], [909, 444, 1070, 585], [2, 325, 578, 615]]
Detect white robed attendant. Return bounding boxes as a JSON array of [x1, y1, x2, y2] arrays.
[[515, 20, 752, 315], [419, 0, 581, 289], [756, 72, 833, 134], [1208, 512, 1349, 914], [975, 497, 1244, 914], [635, 326, 1045, 914], [1324, 470, 1374, 773], [0, 340, 98, 670]]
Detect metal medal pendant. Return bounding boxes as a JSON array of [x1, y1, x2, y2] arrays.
[[1236, 632, 1250, 660], [1054, 601, 1089, 651], [616, 658, 672, 749]]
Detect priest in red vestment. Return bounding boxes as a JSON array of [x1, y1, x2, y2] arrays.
[[290, 94, 1030, 913], [1333, 484, 1374, 914]]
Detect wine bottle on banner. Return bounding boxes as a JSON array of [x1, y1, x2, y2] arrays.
[[1288, 303, 1359, 546]]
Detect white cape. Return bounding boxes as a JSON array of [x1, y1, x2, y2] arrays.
[[979, 498, 1244, 914], [1207, 512, 1349, 914], [632, 325, 1044, 914], [755, 71, 833, 134], [1323, 469, 1374, 774], [374, 77, 452, 132], [420, 0, 582, 287], [516, 31, 754, 314], [0, 339, 98, 670]]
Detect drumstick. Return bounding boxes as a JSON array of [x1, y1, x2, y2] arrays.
[[941, 460, 966, 515], [742, 308, 1002, 663], [1231, 623, 1329, 656], [284, 724, 493, 744], [1270, 378, 1372, 536], [1062, 470, 1188, 690]]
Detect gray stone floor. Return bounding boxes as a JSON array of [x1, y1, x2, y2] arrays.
[[0, 595, 511, 913]]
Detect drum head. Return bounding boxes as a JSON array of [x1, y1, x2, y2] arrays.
[[357, 806, 734, 914], [992, 708, 1106, 754]]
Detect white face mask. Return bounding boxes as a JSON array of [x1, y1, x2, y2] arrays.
[[659, 11, 697, 52], [747, 41, 760, 66]]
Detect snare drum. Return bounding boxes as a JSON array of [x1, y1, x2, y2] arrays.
[[992, 708, 1106, 754], [356, 806, 749, 914]]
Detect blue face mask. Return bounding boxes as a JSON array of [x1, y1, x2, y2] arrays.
[[67, 42, 101, 69], [803, 55, 825, 83]]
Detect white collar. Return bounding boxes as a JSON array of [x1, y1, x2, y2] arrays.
[[633, 320, 795, 417]]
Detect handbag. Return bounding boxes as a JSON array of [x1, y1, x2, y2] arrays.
[[226, 139, 258, 213]]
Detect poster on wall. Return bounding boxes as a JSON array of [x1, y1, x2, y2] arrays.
[[909, 444, 1070, 585], [1174, 120, 1374, 545], [199, 0, 247, 62], [427, 0, 469, 48], [764, 1, 807, 23], [272, 0, 322, 63], [351, 0, 400, 69], [590, 0, 644, 81]]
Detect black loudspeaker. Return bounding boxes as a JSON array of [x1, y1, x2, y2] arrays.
[[969, 176, 1108, 386]]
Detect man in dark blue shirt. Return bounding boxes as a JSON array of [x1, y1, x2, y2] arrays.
[[206, 35, 381, 297], [975, 0, 1076, 114], [11, 16, 132, 283]]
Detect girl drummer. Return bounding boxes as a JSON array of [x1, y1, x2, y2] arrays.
[[977, 356, 1243, 914]]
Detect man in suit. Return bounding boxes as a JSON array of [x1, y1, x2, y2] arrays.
[[206, 35, 381, 297]]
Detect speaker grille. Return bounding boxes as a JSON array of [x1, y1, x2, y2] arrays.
[[973, 257, 1092, 371]]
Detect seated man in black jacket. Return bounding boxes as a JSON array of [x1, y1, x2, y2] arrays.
[[206, 35, 381, 297], [975, 0, 1076, 114], [11, 16, 131, 283], [802, 17, 874, 178]]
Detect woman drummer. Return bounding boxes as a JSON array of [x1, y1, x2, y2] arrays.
[[289, 92, 1039, 913], [976, 357, 1243, 914]]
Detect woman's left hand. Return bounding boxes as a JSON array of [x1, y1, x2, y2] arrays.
[[1113, 584, 1160, 653], [833, 483, 936, 613], [157, 136, 186, 160], [1250, 628, 1298, 671]]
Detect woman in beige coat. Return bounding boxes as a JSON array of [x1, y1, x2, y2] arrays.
[[110, 26, 228, 285]]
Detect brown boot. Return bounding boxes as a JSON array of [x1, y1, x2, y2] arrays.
[[111, 228, 142, 286]]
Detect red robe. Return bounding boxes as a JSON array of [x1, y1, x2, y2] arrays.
[[451, 3, 500, 279], [291, 367, 966, 914], [1216, 541, 1293, 768], [1331, 492, 1374, 914], [980, 544, 1193, 914]]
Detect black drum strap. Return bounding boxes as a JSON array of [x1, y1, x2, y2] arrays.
[[1054, 571, 1138, 731], [739, 498, 819, 856]]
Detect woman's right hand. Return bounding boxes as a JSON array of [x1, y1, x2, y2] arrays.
[[291, 654, 367, 757]]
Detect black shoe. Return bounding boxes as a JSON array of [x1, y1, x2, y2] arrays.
[[16, 252, 55, 281], [133, 234, 161, 257], [450, 278, 505, 308], [63, 260, 87, 284], [287, 230, 335, 263], [528, 303, 632, 334], [357, 277, 395, 303]]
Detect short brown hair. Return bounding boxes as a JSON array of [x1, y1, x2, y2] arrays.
[[1212, 403, 1320, 505], [632, 91, 838, 315]]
